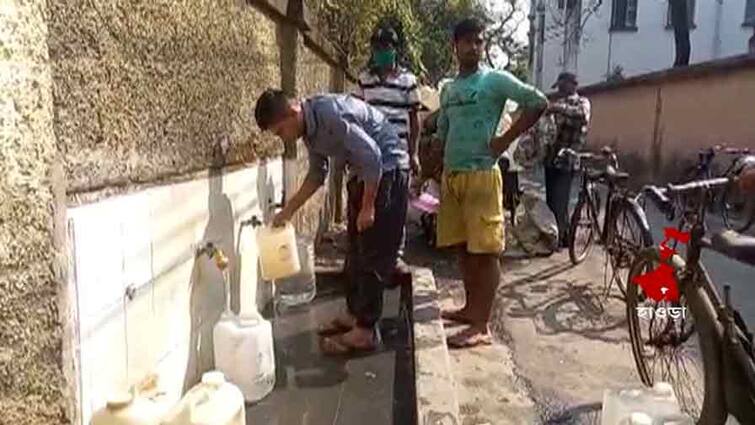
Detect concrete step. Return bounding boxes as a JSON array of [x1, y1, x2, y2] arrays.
[[411, 268, 462, 425]]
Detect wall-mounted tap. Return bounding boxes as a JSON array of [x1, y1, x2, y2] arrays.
[[196, 241, 229, 270], [240, 215, 263, 229]]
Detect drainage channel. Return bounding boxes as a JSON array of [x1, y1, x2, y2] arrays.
[[246, 272, 417, 425]]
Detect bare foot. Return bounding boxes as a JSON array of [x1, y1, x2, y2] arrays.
[[317, 314, 356, 336], [320, 326, 376, 355], [441, 308, 474, 325], [447, 326, 493, 349]]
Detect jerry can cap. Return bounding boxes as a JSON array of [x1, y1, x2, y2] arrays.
[[201, 371, 226, 386], [106, 391, 134, 409]]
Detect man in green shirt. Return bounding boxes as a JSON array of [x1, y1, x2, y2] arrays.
[[437, 18, 547, 348]]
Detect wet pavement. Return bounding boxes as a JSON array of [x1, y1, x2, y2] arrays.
[[245, 273, 415, 425], [405, 233, 633, 425]]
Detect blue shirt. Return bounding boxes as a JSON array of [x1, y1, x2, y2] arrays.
[[303, 95, 409, 185]]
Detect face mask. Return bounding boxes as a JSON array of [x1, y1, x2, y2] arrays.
[[373, 49, 396, 68]]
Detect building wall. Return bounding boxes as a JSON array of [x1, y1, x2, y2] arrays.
[[49, 0, 282, 195], [539, 0, 753, 87], [0, 1, 72, 424], [1, 0, 348, 424], [585, 58, 755, 184]]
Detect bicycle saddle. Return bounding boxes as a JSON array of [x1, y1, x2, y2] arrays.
[[711, 230, 755, 267]]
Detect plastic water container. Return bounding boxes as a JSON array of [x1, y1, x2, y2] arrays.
[[213, 312, 276, 402], [276, 236, 316, 307], [601, 382, 694, 425], [161, 371, 245, 425], [90, 376, 172, 425], [257, 223, 301, 281]]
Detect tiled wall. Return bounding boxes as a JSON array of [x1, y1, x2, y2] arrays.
[[67, 162, 282, 425]]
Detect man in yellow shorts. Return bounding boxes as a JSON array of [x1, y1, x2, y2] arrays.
[[437, 18, 547, 348]]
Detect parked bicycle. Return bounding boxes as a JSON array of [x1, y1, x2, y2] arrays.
[[677, 146, 754, 232], [627, 177, 755, 423], [561, 147, 653, 300]]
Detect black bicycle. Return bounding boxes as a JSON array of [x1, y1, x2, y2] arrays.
[[562, 147, 653, 300], [677, 146, 755, 232], [627, 177, 755, 423]]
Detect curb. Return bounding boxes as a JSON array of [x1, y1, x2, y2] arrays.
[[411, 268, 461, 425]]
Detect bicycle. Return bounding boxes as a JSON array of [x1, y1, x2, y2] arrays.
[[677, 146, 755, 232], [626, 177, 755, 423], [562, 147, 654, 300]]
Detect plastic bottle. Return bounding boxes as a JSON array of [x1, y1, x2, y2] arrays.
[[275, 236, 316, 307], [601, 382, 683, 425], [256, 223, 300, 281], [90, 375, 172, 425], [161, 371, 245, 425]]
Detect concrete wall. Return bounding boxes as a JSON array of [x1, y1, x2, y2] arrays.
[[539, 0, 754, 87], [584, 56, 755, 184], [1, 0, 349, 424], [0, 1, 72, 423], [48, 0, 282, 195]]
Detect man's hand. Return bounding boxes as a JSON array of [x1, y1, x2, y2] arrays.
[[272, 209, 293, 227], [357, 206, 375, 232], [409, 154, 421, 177]]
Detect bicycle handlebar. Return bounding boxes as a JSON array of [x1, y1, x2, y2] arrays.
[[557, 147, 619, 166], [641, 177, 735, 219]]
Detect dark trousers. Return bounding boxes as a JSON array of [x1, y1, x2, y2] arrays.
[[545, 166, 574, 244], [345, 169, 409, 328]]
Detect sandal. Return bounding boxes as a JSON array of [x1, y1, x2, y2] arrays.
[[447, 327, 493, 349], [320, 332, 377, 356], [317, 317, 355, 336]]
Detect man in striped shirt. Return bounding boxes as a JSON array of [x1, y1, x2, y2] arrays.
[[354, 25, 421, 274]]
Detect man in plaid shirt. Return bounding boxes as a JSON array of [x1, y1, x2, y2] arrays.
[[543, 72, 591, 247]]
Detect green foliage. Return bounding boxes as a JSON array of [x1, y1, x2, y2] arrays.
[[307, 0, 484, 85], [307, 0, 528, 86]]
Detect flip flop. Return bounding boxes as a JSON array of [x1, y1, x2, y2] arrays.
[[447, 327, 493, 349], [316, 318, 354, 336], [320, 333, 376, 356]]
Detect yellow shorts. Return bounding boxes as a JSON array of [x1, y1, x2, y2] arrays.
[[437, 167, 505, 254]]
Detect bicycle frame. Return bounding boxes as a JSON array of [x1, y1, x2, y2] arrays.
[[644, 183, 755, 424]]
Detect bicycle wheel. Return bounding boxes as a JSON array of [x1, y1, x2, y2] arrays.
[[721, 184, 755, 232], [604, 201, 653, 298], [626, 253, 705, 419], [569, 195, 595, 265]]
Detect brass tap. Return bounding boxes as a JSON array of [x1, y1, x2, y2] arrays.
[[197, 242, 229, 271]]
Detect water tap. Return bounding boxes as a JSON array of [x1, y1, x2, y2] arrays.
[[241, 215, 263, 228], [197, 242, 229, 271]]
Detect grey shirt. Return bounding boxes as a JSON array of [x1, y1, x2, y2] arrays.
[[303, 94, 409, 186]]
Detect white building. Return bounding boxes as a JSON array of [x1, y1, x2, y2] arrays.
[[531, 0, 755, 88]]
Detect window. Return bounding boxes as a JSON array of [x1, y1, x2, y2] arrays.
[[666, 0, 696, 29], [745, 0, 755, 26], [611, 0, 638, 31]]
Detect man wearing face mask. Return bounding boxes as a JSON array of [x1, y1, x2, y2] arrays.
[[354, 25, 421, 277], [254, 89, 409, 355]]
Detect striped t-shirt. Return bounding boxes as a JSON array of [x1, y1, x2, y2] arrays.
[[354, 68, 421, 152]]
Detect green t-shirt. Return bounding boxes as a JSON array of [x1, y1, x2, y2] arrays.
[[437, 68, 547, 171]]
